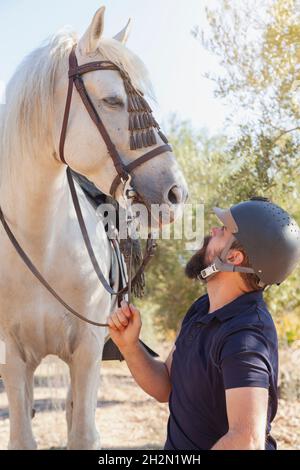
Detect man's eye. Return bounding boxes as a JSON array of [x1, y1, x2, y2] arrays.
[[103, 97, 124, 107]]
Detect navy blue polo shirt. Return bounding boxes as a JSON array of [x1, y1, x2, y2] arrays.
[[164, 290, 278, 450]]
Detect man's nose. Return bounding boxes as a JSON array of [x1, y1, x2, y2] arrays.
[[210, 226, 220, 237]]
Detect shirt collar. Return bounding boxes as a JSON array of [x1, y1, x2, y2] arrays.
[[196, 290, 264, 325]]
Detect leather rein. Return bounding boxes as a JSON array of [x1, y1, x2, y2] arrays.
[[0, 45, 171, 327]]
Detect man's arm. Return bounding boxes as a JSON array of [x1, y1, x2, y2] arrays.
[[120, 341, 172, 403], [108, 301, 178, 403], [211, 387, 268, 450]]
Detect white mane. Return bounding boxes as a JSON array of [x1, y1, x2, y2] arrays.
[[0, 30, 153, 188]]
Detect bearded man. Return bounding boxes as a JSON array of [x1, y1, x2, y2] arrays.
[[108, 197, 300, 450]]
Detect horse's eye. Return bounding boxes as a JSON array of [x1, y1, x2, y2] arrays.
[[103, 96, 124, 107]]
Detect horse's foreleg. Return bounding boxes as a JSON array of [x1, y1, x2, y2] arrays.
[[67, 342, 102, 450], [1, 341, 37, 450]]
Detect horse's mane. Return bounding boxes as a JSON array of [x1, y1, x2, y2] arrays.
[[0, 30, 153, 188]]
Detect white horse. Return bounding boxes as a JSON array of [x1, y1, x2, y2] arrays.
[[0, 6, 187, 450]]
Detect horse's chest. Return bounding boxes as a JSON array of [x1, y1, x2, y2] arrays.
[[0, 214, 112, 358]]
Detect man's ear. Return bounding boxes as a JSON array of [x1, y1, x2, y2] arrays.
[[227, 249, 245, 266], [78, 6, 105, 56]]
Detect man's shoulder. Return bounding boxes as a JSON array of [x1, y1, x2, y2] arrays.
[[181, 294, 209, 326], [231, 298, 276, 334], [216, 300, 278, 355]]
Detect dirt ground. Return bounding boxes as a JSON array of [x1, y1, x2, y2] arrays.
[[0, 348, 299, 450]]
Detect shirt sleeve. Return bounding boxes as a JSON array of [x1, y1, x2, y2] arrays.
[[220, 328, 271, 390]]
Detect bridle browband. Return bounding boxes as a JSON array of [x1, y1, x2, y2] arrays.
[[0, 45, 172, 328], [59, 46, 172, 197]]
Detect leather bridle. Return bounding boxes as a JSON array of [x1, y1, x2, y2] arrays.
[[0, 45, 172, 327], [60, 46, 172, 197]]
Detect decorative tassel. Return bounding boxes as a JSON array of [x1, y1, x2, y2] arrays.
[[128, 96, 134, 112], [119, 238, 133, 263], [149, 115, 159, 129], [139, 96, 148, 112], [138, 96, 146, 111], [150, 129, 157, 145], [133, 96, 141, 112], [123, 241, 142, 295], [147, 114, 155, 127], [119, 238, 146, 299], [158, 130, 169, 144], [130, 134, 137, 151], [129, 84, 135, 95], [141, 131, 148, 147], [146, 130, 152, 146], [123, 80, 131, 94], [133, 114, 139, 130], [140, 96, 152, 113], [138, 113, 145, 130], [136, 96, 144, 112], [141, 113, 148, 128], [138, 96, 145, 108], [135, 97, 140, 111], [138, 114, 145, 130], [136, 133, 143, 149], [146, 113, 153, 128], [132, 95, 138, 111], [130, 96, 137, 112], [129, 114, 135, 131], [120, 69, 166, 150]]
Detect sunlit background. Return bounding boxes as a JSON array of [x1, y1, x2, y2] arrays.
[[0, 0, 226, 134], [0, 0, 299, 451]]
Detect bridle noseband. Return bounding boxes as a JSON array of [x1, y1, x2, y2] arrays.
[[59, 45, 172, 198]]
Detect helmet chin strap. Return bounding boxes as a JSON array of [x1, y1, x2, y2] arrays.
[[199, 235, 256, 280]]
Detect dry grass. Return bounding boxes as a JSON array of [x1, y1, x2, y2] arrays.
[[0, 343, 299, 450], [0, 356, 168, 450]]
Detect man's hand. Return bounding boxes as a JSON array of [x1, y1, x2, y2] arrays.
[[108, 300, 172, 403], [108, 301, 142, 352]]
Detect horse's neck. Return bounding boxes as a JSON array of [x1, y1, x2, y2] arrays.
[[0, 153, 71, 245]]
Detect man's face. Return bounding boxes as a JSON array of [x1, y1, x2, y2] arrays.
[[185, 224, 233, 281]]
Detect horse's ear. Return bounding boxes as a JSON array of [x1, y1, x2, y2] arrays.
[[113, 18, 132, 44], [79, 6, 105, 55]]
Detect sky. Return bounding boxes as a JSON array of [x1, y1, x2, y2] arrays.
[[0, 0, 227, 134]]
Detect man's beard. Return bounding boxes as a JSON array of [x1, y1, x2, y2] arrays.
[[185, 236, 212, 282]]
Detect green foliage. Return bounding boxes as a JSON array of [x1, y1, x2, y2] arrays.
[[138, 0, 300, 344], [138, 123, 234, 337]]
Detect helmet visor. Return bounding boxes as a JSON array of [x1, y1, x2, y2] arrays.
[[213, 207, 239, 234]]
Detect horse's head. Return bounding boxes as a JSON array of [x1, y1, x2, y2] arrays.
[[53, 7, 188, 223]]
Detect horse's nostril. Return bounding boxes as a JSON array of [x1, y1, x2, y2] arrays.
[[167, 185, 184, 205]]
